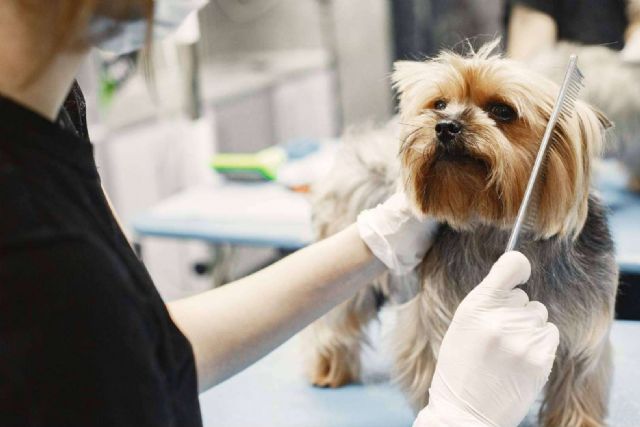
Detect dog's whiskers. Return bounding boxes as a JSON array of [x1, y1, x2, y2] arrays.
[[399, 121, 422, 128], [399, 127, 422, 155]]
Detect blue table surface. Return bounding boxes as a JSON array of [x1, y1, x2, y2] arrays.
[[132, 182, 313, 250], [199, 319, 640, 427], [132, 160, 640, 272]]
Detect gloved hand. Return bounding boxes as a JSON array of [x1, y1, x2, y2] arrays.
[[357, 192, 439, 274], [413, 252, 560, 427]]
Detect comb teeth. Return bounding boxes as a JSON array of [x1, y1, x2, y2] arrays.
[[559, 60, 585, 120]]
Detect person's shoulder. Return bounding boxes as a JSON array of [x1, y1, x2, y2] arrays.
[[0, 148, 85, 249], [0, 151, 96, 246]]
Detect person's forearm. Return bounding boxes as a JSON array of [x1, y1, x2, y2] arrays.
[[507, 4, 557, 60], [167, 224, 385, 392]]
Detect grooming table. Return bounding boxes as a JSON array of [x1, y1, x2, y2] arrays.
[[132, 182, 313, 250], [199, 318, 640, 427], [131, 159, 640, 273]]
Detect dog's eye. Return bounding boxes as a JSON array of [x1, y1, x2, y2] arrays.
[[434, 100, 447, 110], [488, 103, 516, 122]]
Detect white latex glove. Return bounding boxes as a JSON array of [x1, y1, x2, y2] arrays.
[[413, 252, 560, 427], [357, 192, 439, 274]]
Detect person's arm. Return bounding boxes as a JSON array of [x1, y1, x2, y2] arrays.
[[507, 3, 557, 60], [168, 193, 438, 392], [169, 225, 382, 391]]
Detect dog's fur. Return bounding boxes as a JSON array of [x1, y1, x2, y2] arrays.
[[306, 42, 618, 427]]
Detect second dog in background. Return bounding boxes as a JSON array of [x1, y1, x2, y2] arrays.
[[306, 41, 618, 427]]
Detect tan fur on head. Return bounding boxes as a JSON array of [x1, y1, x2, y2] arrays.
[[394, 39, 609, 239]]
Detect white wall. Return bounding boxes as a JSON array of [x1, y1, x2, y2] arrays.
[[199, 0, 324, 52], [198, 0, 394, 127], [330, 0, 394, 125]]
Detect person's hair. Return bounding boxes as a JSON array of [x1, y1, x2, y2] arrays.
[[17, 0, 154, 81]]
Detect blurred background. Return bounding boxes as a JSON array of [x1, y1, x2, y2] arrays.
[[77, 0, 640, 319]]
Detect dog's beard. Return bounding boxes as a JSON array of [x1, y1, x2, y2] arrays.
[[394, 48, 607, 238], [402, 133, 507, 231], [401, 117, 592, 237], [399, 105, 534, 232]]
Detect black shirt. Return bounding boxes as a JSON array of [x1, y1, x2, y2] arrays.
[[508, 0, 629, 50], [0, 87, 202, 426]]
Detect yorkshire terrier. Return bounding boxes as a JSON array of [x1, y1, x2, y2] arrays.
[[306, 41, 618, 427]]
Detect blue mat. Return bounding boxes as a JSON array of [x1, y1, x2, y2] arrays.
[[199, 319, 640, 426]]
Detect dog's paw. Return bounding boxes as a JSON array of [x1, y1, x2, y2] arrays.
[[309, 348, 357, 388]]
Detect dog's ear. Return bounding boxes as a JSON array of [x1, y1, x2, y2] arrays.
[[573, 100, 610, 159], [392, 60, 435, 115], [537, 100, 606, 238]]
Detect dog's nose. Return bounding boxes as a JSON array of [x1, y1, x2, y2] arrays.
[[435, 120, 462, 143]]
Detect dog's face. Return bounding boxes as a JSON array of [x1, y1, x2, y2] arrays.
[[394, 41, 610, 238]]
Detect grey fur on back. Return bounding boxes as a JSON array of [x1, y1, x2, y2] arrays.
[[424, 197, 617, 350]]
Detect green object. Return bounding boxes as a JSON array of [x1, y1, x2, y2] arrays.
[[99, 75, 118, 109], [211, 146, 287, 181]]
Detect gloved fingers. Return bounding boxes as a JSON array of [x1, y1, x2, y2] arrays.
[[383, 192, 414, 216], [495, 303, 548, 330], [387, 191, 432, 222], [522, 322, 561, 369], [357, 191, 440, 275], [506, 288, 530, 307], [473, 298, 548, 331], [524, 300, 548, 325], [478, 251, 531, 291], [458, 286, 528, 312]]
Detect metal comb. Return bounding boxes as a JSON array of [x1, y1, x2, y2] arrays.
[[505, 54, 584, 252]]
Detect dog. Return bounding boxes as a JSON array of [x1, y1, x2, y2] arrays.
[[306, 41, 618, 427]]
